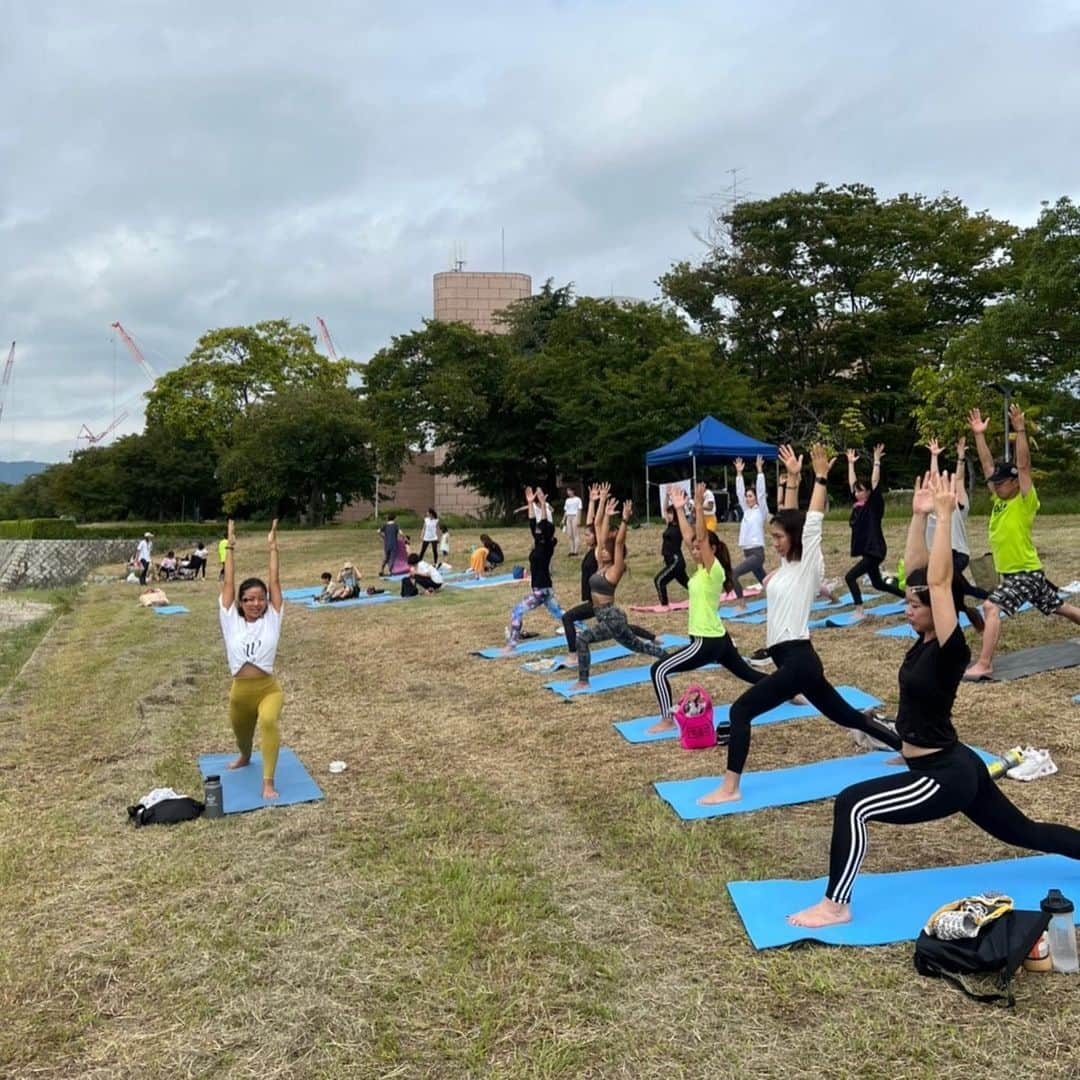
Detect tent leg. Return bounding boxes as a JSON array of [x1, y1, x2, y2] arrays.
[[645, 465, 650, 525]]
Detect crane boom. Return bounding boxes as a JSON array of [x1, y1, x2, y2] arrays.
[[315, 316, 338, 360], [110, 322, 158, 382], [77, 409, 128, 445], [0, 341, 13, 426]]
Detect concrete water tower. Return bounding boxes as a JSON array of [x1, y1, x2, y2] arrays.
[[433, 270, 532, 334]]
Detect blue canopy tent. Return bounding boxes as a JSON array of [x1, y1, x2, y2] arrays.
[[645, 416, 777, 523]]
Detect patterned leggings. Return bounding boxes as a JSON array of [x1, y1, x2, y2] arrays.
[[577, 604, 668, 681], [508, 588, 564, 645]]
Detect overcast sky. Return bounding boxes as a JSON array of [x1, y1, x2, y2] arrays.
[[4, 0, 1079, 462]]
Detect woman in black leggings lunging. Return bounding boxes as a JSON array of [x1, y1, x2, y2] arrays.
[[653, 502, 690, 609], [698, 444, 902, 805], [788, 470, 1080, 928], [647, 483, 764, 735], [844, 443, 905, 619]]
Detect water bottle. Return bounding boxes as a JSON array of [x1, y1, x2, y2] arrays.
[[1041, 889, 1079, 973], [203, 775, 224, 820], [986, 747, 1025, 780]]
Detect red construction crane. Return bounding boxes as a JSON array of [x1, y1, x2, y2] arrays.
[[0, 341, 14, 426], [77, 410, 129, 446], [315, 316, 338, 360], [110, 321, 159, 383]]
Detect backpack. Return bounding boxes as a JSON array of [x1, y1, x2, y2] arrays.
[[673, 684, 716, 749], [512, 565, 526, 579], [127, 797, 205, 828], [913, 906, 1051, 1007]]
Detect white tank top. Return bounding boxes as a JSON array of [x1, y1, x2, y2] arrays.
[[219, 598, 283, 676]]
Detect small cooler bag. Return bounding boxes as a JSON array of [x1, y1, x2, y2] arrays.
[[673, 684, 716, 749]]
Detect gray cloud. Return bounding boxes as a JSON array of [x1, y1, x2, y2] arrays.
[[3, 0, 1079, 460]]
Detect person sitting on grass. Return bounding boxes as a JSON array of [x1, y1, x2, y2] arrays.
[[963, 404, 1080, 680], [313, 571, 334, 603], [569, 487, 668, 691], [219, 518, 285, 801], [480, 534, 503, 570], [402, 552, 443, 596], [158, 551, 178, 581], [787, 470, 1080, 929], [329, 563, 361, 601]]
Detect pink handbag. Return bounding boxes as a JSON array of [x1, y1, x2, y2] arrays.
[[673, 684, 716, 749]]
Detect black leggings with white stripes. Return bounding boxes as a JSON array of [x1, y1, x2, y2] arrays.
[[826, 741, 1080, 905], [654, 553, 689, 606], [650, 634, 764, 720], [727, 639, 901, 775]]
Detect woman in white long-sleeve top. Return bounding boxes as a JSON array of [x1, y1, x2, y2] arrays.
[[730, 454, 769, 613]]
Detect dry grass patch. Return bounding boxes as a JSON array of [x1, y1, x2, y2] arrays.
[[1, 519, 1079, 1078]]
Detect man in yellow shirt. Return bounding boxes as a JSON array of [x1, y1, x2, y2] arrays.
[[964, 404, 1080, 680]]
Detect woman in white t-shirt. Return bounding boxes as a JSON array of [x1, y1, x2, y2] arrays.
[[698, 445, 902, 806], [219, 518, 285, 800], [419, 509, 440, 564], [562, 487, 583, 556]]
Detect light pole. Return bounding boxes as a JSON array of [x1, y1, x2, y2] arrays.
[[990, 382, 1013, 462]]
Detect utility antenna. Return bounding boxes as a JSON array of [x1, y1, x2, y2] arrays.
[[726, 166, 744, 207], [452, 241, 466, 272]]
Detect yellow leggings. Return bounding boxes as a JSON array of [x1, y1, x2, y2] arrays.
[[229, 675, 283, 780]]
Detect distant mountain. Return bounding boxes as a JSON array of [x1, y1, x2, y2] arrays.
[[0, 461, 51, 485]]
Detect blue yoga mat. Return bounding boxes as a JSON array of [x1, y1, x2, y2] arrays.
[[878, 612, 973, 639], [528, 634, 689, 672], [304, 593, 399, 609], [545, 660, 718, 698], [283, 586, 323, 600], [446, 573, 520, 589], [717, 599, 769, 619], [473, 634, 567, 659], [728, 853, 1080, 950], [153, 605, 189, 615], [614, 686, 881, 744], [656, 747, 999, 821], [725, 597, 846, 625], [809, 600, 906, 629], [197, 747, 323, 813]]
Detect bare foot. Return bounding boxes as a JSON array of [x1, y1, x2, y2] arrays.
[[227, 754, 251, 770], [789, 694, 809, 706], [498, 645, 517, 656], [885, 754, 905, 766], [733, 604, 747, 614], [850, 609, 865, 622], [646, 716, 677, 734], [569, 680, 590, 692], [963, 664, 993, 680], [698, 783, 741, 806], [787, 898, 852, 928], [262, 780, 280, 800], [563, 654, 578, 668]]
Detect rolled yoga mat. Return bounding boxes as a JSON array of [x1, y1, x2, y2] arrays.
[[655, 747, 1000, 821], [614, 686, 881, 744], [197, 747, 323, 813], [728, 853, 1080, 950]]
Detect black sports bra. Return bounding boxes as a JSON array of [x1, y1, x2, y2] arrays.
[[589, 570, 616, 598]]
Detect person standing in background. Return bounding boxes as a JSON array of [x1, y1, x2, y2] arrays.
[[378, 513, 399, 576], [419, 509, 440, 564], [563, 487, 583, 557], [136, 532, 154, 585]]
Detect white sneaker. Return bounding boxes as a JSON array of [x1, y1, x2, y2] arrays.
[[1006, 747, 1058, 782]]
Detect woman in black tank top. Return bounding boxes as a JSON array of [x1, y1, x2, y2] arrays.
[[568, 484, 669, 690]]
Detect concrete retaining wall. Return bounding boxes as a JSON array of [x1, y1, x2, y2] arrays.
[[0, 539, 135, 591]]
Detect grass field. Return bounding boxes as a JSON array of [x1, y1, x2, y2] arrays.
[[1, 516, 1079, 1078]]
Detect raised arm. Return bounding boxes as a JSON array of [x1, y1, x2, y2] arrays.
[[809, 444, 834, 515], [594, 483, 613, 550], [778, 444, 802, 510], [870, 444, 884, 491], [1009, 404, 1033, 495], [221, 519, 237, 609], [585, 483, 600, 527], [610, 500, 631, 580], [755, 455, 767, 510], [668, 486, 695, 549], [904, 473, 933, 576], [734, 458, 748, 511], [267, 519, 282, 611], [694, 482, 714, 571], [967, 408, 995, 487], [926, 472, 959, 641], [845, 448, 859, 495], [927, 437, 942, 477], [954, 436, 968, 509]]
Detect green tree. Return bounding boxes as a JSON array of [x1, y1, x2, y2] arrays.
[[144, 319, 358, 452], [217, 385, 376, 523], [661, 183, 1015, 471]]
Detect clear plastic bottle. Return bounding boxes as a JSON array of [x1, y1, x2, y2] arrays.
[[1041, 889, 1079, 974]]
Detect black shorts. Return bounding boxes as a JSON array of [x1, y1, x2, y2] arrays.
[[989, 569, 1063, 617]]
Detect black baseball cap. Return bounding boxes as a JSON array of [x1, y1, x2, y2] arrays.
[[988, 461, 1019, 484]]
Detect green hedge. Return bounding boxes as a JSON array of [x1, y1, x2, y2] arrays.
[[0, 518, 82, 539]]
